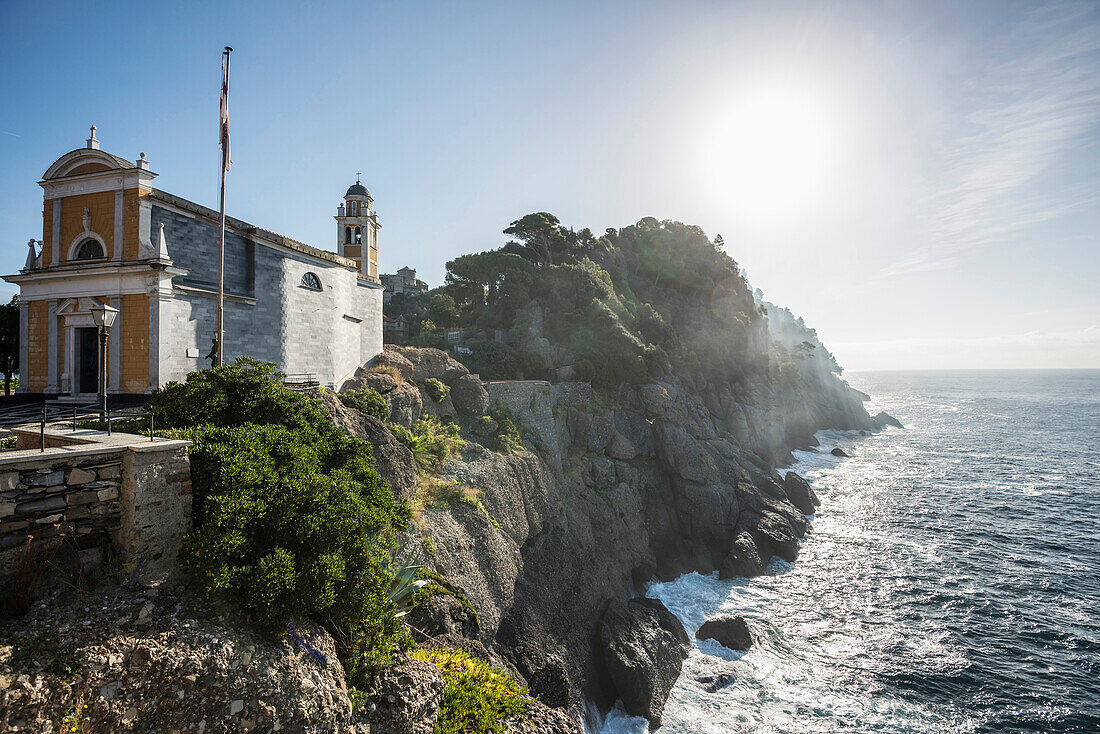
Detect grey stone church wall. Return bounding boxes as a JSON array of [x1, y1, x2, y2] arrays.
[[155, 202, 383, 387], [152, 205, 252, 296]]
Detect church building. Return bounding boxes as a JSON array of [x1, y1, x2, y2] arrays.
[[4, 128, 385, 398]]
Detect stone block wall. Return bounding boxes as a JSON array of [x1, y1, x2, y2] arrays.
[[119, 444, 192, 581], [0, 428, 192, 585], [0, 454, 124, 560]]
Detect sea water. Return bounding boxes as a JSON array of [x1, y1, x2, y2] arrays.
[[599, 370, 1100, 734]]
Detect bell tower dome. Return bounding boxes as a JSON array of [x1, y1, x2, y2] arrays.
[[335, 172, 380, 281]]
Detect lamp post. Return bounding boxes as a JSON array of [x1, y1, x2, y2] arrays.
[[89, 303, 119, 421]]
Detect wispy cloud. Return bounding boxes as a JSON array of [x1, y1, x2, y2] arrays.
[[891, 2, 1100, 274]]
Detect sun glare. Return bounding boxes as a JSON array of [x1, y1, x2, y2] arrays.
[[700, 82, 846, 225]]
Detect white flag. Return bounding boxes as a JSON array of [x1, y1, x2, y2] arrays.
[[220, 54, 231, 172]]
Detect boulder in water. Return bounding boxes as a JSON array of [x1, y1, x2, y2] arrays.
[[597, 597, 690, 727], [719, 533, 765, 579], [872, 411, 903, 429], [696, 615, 753, 651], [831, 447, 850, 458], [782, 471, 820, 515]]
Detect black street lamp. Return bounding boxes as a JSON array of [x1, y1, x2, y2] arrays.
[[89, 303, 119, 421]]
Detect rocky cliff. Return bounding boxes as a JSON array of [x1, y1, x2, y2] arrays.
[[332, 340, 874, 729]]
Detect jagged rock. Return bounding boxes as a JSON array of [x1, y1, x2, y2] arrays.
[[782, 472, 819, 515], [696, 672, 735, 692], [696, 615, 753, 651], [361, 657, 444, 734], [871, 411, 903, 429], [508, 641, 574, 710], [405, 593, 479, 641], [830, 448, 850, 457], [374, 347, 417, 382], [344, 370, 398, 395], [392, 346, 470, 383], [387, 381, 424, 427], [607, 431, 636, 461], [719, 533, 765, 579], [0, 585, 351, 733], [744, 510, 801, 563], [597, 597, 690, 727], [319, 391, 418, 503], [450, 373, 490, 417], [587, 416, 613, 454], [504, 701, 583, 734]]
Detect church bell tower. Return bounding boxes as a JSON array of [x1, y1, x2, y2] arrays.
[[335, 173, 380, 281]]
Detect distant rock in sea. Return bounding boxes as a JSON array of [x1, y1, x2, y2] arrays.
[[872, 411, 904, 429], [831, 448, 851, 457], [696, 615, 754, 651]]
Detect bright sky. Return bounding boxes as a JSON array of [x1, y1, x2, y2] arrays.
[[1, 0, 1098, 370]]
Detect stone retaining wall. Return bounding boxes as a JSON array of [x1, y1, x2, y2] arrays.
[[484, 381, 593, 471], [0, 427, 192, 585]]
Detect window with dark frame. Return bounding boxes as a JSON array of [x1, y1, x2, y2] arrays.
[[75, 239, 105, 260]]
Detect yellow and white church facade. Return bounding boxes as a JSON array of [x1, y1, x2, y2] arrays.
[[5, 128, 385, 399]]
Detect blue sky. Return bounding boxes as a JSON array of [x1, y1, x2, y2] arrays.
[[1, 0, 1098, 369]]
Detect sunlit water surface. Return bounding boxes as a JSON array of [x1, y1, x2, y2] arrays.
[[598, 370, 1100, 734]]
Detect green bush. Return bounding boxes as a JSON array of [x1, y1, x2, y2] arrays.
[[146, 358, 412, 671], [388, 417, 465, 474], [422, 378, 449, 403], [339, 387, 390, 421], [486, 408, 522, 454], [412, 648, 530, 734]]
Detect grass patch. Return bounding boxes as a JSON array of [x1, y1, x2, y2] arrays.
[[389, 417, 465, 474], [414, 480, 498, 529], [412, 648, 530, 734], [369, 364, 405, 384]]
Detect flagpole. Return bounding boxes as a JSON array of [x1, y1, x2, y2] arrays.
[[217, 45, 232, 367]]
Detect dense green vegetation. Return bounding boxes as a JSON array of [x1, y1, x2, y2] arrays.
[[388, 416, 465, 473], [386, 213, 766, 389], [422, 377, 449, 403], [339, 386, 390, 421], [412, 647, 530, 734], [148, 359, 412, 672], [482, 408, 522, 454]]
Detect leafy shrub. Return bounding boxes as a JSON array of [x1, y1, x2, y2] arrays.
[[422, 377, 449, 403], [146, 358, 413, 671], [486, 408, 522, 454], [412, 648, 530, 734], [388, 417, 465, 473], [339, 387, 390, 421]]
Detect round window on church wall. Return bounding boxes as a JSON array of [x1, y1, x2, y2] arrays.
[[301, 272, 322, 290], [75, 239, 105, 260]]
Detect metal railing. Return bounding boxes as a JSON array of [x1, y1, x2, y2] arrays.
[[0, 402, 158, 453], [282, 373, 319, 392]]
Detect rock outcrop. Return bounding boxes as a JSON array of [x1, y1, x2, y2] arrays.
[[872, 411, 903, 429], [360, 657, 444, 734], [320, 390, 419, 503], [351, 345, 871, 725], [597, 597, 691, 727], [696, 615, 753, 651], [783, 471, 820, 515]]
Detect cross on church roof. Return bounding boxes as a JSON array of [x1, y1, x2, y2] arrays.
[[356, 171, 362, 183]]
